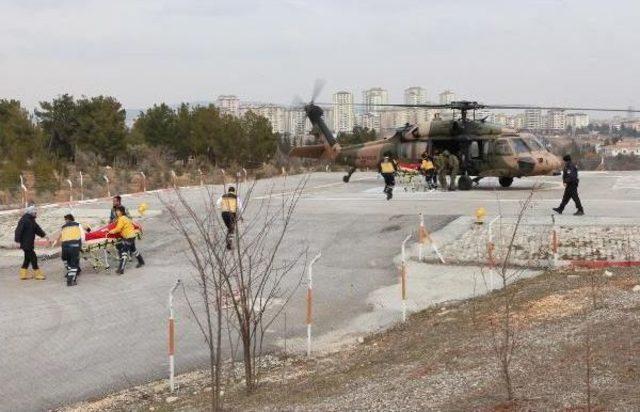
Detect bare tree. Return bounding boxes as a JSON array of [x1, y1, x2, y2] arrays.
[[480, 187, 538, 402], [162, 174, 308, 407]]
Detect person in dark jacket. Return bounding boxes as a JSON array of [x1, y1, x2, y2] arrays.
[[553, 154, 584, 216], [14, 204, 49, 280], [109, 195, 128, 222]]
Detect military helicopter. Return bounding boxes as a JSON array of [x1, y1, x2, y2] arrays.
[[290, 96, 639, 190]]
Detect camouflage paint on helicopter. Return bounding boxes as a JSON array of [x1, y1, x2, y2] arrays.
[[290, 99, 640, 189]]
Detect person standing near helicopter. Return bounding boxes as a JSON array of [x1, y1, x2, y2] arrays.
[[434, 150, 449, 191], [378, 153, 399, 200], [447, 151, 460, 191], [420, 151, 436, 190]]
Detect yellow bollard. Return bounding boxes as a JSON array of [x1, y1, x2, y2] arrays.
[[138, 202, 149, 217], [475, 207, 486, 225]]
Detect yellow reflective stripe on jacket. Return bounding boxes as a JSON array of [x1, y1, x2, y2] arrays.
[[221, 195, 238, 213], [380, 161, 395, 174], [61, 224, 82, 243], [421, 160, 434, 170], [110, 216, 137, 239]]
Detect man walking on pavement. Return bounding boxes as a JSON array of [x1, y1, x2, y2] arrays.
[[57, 214, 84, 286], [553, 154, 584, 216], [378, 153, 399, 200], [14, 204, 49, 280], [109, 206, 145, 274], [216, 186, 243, 250]]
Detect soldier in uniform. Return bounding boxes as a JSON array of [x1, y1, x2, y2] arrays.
[[378, 153, 398, 200], [435, 150, 449, 191], [447, 151, 460, 191]]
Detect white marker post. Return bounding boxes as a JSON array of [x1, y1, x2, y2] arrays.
[[66, 179, 73, 203], [418, 213, 426, 262], [19, 175, 27, 208], [199, 169, 204, 186], [139, 171, 146, 192], [307, 253, 321, 358], [103, 175, 110, 198], [401, 234, 412, 322], [242, 168, 248, 184], [168, 279, 182, 392], [551, 214, 559, 268], [487, 215, 500, 291], [170, 170, 177, 189], [79, 172, 84, 201]]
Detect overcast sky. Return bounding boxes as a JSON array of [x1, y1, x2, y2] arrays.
[[1, 0, 638, 110]]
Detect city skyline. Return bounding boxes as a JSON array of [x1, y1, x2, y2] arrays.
[[210, 87, 602, 138]]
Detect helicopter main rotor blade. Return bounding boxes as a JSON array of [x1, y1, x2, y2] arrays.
[[317, 101, 640, 113], [311, 78, 326, 103], [482, 104, 640, 113]]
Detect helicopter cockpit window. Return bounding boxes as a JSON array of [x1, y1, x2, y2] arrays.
[[494, 139, 514, 155], [512, 138, 530, 154], [525, 137, 544, 151], [483, 141, 491, 156]]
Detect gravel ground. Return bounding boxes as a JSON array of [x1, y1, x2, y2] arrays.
[[437, 222, 640, 267], [58, 267, 640, 411]]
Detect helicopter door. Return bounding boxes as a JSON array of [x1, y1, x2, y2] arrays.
[[398, 142, 427, 161], [467, 140, 484, 174]]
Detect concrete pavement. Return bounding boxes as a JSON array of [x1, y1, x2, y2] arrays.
[[1, 170, 638, 411]]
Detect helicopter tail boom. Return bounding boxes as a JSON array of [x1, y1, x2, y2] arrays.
[[289, 144, 336, 160]]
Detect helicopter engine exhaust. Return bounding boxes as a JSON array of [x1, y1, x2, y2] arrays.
[[305, 104, 337, 147]]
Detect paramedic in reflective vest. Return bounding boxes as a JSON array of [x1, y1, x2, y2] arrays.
[[378, 154, 398, 200], [109, 205, 145, 274], [59, 214, 84, 286], [217, 187, 243, 250], [420, 152, 437, 190]]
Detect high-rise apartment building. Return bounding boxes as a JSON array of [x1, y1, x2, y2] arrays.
[[524, 109, 542, 130], [362, 88, 388, 113], [566, 113, 589, 129], [404, 87, 427, 105], [216, 95, 240, 117], [439, 90, 456, 105], [333, 91, 355, 133]]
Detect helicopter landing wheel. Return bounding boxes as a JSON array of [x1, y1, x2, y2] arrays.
[[499, 177, 514, 188], [458, 175, 473, 191]]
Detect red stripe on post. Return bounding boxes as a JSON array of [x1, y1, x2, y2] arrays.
[[306, 289, 312, 325], [401, 265, 407, 300]]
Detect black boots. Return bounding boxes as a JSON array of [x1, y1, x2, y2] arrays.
[[552, 207, 562, 214], [136, 255, 145, 268]]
